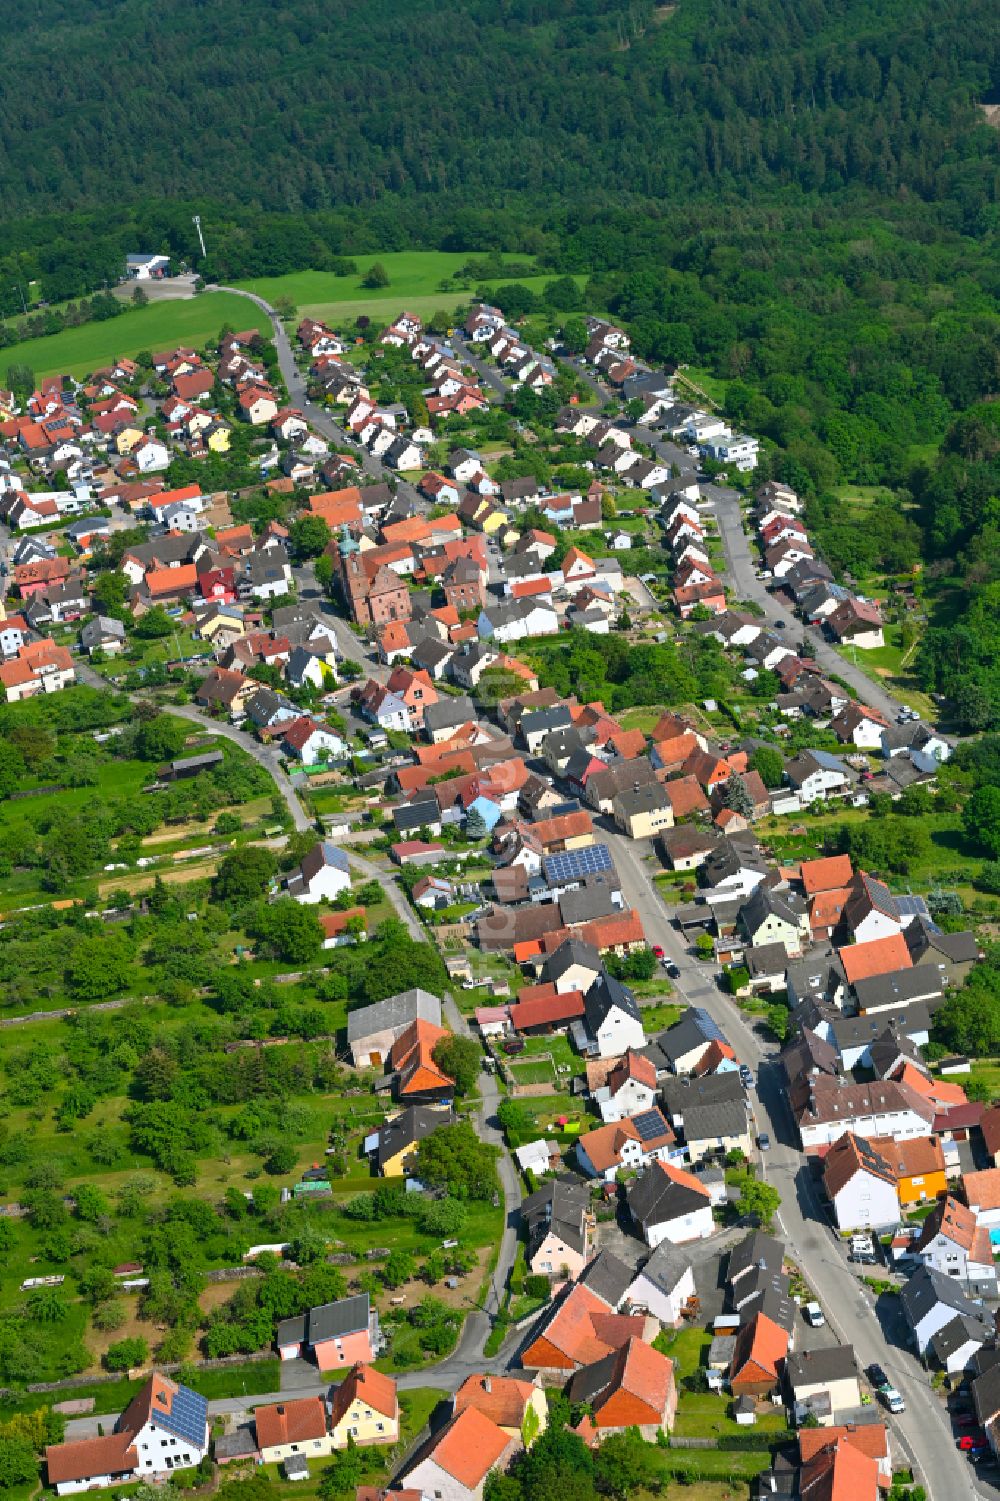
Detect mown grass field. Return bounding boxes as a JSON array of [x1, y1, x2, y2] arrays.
[[234, 253, 585, 325], [0, 293, 269, 379]]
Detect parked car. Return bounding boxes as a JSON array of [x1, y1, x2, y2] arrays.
[[866, 1363, 889, 1390], [757, 1132, 771, 1151], [958, 1436, 988, 1453], [804, 1302, 825, 1327], [651, 944, 665, 959]]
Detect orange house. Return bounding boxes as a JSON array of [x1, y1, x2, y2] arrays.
[[728, 1312, 789, 1397], [390, 1019, 454, 1102], [570, 1338, 677, 1445], [877, 1135, 947, 1208]]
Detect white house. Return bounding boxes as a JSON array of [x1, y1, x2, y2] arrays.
[[785, 1348, 861, 1426], [593, 1050, 658, 1123], [794, 1077, 935, 1152], [45, 1374, 208, 1496], [624, 1242, 696, 1326], [783, 750, 851, 805], [572, 975, 645, 1059], [285, 841, 352, 904], [478, 598, 559, 645], [900, 1265, 987, 1356], [822, 1131, 900, 1232], [132, 436, 171, 473], [627, 1160, 714, 1247], [913, 1195, 997, 1297], [705, 433, 759, 471], [281, 716, 347, 767]]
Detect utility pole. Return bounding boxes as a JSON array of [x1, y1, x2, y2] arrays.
[[11, 283, 27, 315], [192, 214, 207, 259]]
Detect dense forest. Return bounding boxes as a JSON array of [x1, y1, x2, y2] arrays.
[[0, 0, 999, 719]]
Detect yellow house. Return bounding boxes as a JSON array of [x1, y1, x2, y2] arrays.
[[880, 1136, 948, 1208], [255, 1397, 335, 1465], [480, 508, 508, 538], [376, 1104, 452, 1177], [206, 423, 231, 453], [196, 610, 245, 646], [114, 425, 146, 455], [328, 1364, 398, 1448]]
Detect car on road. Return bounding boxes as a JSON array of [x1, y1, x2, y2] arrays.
[[954, 1413, 978, 1427], [664, 960, 680, 979], [651, 944, 665, 959], [866, 1363, 889, 1389], [804, 1301, 825, 1327], [757, 1132, 771, 1151], [739, 1065, 754, 1088], [958, 1436, 988, 1452], [774, 619, 787, 628]]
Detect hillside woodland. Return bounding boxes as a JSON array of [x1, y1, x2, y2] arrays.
[[0, 0, 999, 716]]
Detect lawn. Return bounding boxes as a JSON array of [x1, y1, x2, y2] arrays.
[[235, 255, 586, 327], [639, 1001, 685, 1032], [0, 293, 269, 379], [508, 1058, 558, 1087], [756, 803, 973, 890], [966, 1061, 1000, 1104], [835, 624, 935, 719]]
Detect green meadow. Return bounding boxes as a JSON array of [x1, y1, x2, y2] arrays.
[[0, 292, 269, 379]]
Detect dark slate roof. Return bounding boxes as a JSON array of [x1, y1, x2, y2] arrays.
[[683, 1099, 750, 1145], [628, 1164, 708, 1231], [522, 1177, 591, 1258], [584, 973, 641, 1032], [377, 1104, 453, 1169], [630, 1240, 694, 1299], [576, 1250, 634, 1311], [785, 1346, 857, 1390], [900, 1264, 981, 1331], [307, 1293, 371, 1343], [423, 695, 476, 733], [930, 1312, 993, 1367], [547, 936, 602, 983], [658, 1007, 728, 1066], [662, 1070, 745, 1121], [727, 1231, 785, 1286]]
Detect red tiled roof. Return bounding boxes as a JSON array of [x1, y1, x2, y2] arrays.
[[328, 1363, 397, 1425], [46, 1434, 137, 1485], [255, 1397, 327, 1449], [453, 1374, 537, 1429], [800, 853, 854, 895], [421, 1407, 510, 1487], [839, 933, 912, 985]]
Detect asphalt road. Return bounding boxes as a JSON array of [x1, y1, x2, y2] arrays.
[[603, 827, 981, 1501], [450, 333, 508, 398], [712, 490, 902, 721]]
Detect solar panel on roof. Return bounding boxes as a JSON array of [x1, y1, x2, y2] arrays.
[[155, 1384, 208, 1447], [691, 1006, 726, 1044], [633, 1108, 668, 1142], [543, 844, 614, 883], [897, 895, 929, 917]]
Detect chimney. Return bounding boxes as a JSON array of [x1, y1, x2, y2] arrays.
[[484, 1376, 492, 1394]]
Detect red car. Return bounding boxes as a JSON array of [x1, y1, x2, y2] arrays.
[[957, 1435, 988, 1452], [651, 944, 665, 959]]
